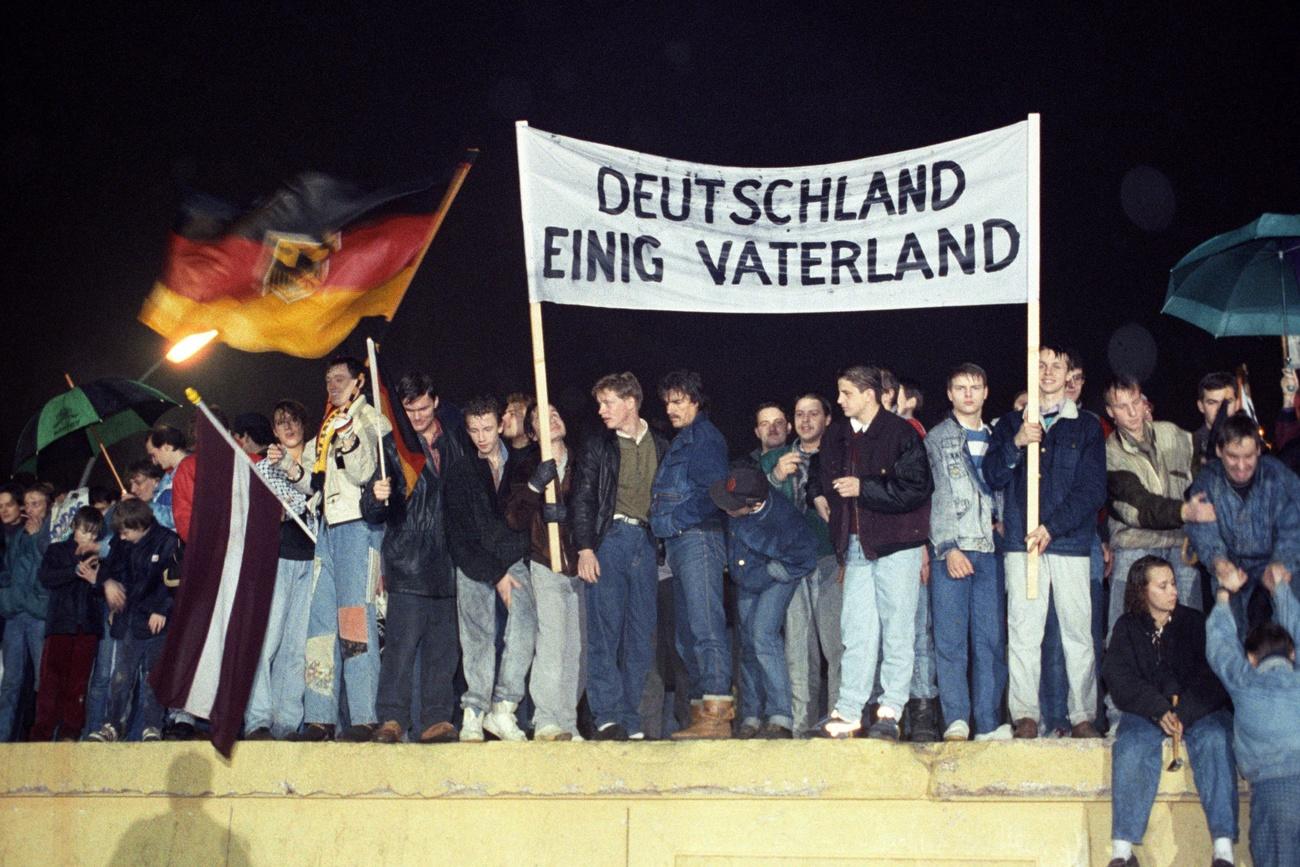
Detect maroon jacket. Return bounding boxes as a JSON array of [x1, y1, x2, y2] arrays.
[[809, 411, 933, 561]]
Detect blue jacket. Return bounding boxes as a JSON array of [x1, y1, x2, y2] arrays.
[[726, 493, 819, 593], [650, 413, 729, 539], [0, 521, 50, 621], [982, 400, 1106, 556], [1206, 585, 1300, 782], [1185, 455, 1300, 580]]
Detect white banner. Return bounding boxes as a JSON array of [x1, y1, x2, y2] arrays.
[[517, 120, 1030, 314]]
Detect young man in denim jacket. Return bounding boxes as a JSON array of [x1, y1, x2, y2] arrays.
[[650, 370, 731, 739], [983, 344, 1106, 740], [925, 363, 1008, 741]]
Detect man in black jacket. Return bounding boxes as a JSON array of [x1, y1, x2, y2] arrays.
[[364, 373, 468, 744], [444, 396, 531, 742], [573, 372, 668, 740]]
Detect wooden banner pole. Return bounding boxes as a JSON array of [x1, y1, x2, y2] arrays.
[[1025, 113, 1042, 600], [529, 301, 564, 573]]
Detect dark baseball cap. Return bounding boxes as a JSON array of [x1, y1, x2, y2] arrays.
[[709, 466, 770, 511]]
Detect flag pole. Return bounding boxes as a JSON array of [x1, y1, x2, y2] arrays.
[[529, 302, 564, 573], [365, 337, 389, 503], [1025, 113, 1042, 600], [185, 388, 317, 545]]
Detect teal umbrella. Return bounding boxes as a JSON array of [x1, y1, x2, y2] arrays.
[[1162, 213, 1300, 338]]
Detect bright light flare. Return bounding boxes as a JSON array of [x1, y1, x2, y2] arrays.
[[165, 330, 219, 363]]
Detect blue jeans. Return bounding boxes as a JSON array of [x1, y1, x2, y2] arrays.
[[304, 519, 382, 727], [737, 577, 799, 727], [666, 523, 729, 698], [245, 556, 313, 737], [82, 618, 117, 737], [910, 571, 938, 701], [1250, 774, 1300, 867], [1040, 597, 1070, 732], [1111, 710, 1238, 843], [930, 550, 1007, 735], [107, 631, 167, 736], [0, 612, 44, 741], [837, 539, 923, 721], [586, 521, 658, 732]]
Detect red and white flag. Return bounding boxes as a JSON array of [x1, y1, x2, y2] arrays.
[[150, 408, 283, 756]]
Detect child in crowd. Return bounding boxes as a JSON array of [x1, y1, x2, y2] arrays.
[[1206, 565, 1300, 867], [32, 507, 108, 740], [87, 498, 178, 742]]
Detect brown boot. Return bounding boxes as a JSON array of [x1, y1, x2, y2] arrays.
[[373, 721, 404, 744], [671, 696, 735, 740]]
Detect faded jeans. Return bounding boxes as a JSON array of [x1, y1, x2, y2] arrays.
[[456, 560, 535, 712], [0, 612, 44, 741], [529, 561, 585, 734], [737, 576, 799, 728], [836, 538, 923, 721], [666, 523, 730, 698], [784, 554, 842, 735], [244, 556, 313, 737]]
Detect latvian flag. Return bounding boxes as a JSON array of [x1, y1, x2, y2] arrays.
[[139, 151, 476, 359], [150, 408, 283, 756]]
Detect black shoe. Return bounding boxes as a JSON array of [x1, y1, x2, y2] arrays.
[[593, 722, 628, 741], [1105, 857, 1137, 867], [244, 727, 273, 741], [866, 717, 900, 742], [757, 722, 793, 739], [735, 721, 761, 739], [904, 698, 941, 742], [286, 723, 335, 742], [339, 723, 377, 742], [163, 722, 198, 741]]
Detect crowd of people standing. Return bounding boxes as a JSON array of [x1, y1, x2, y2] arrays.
[[2, 349, 1299, 866]]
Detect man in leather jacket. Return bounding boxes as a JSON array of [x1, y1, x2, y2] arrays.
[[572, 372, 668, 740]]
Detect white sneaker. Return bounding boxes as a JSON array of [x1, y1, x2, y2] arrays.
[[973, 723, 1014, 741], [460, 707, 485, 742], [483, 701, 526, 742], [141, 727, 163, 742], [627, 731, 645, 741], [534, 724, 572, 742], [943, 720, 970, 741], [87, 723, 119, 743]]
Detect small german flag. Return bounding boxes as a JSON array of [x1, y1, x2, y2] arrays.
[[140, 151, 476, 358], [368, 349, 425, 500]]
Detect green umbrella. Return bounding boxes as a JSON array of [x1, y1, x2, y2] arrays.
[[1162, 213, 1300, 338], [14, 377, 179, 476]]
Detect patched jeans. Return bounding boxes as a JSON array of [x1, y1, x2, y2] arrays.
[[586, 521, 658, 733], [665, 523, 730, 698], [456, 560, 536, 712], [244, 556, 314, 738], [1111, 710, 1237, 844], [304, 519, 383, 727], [836, 539, 923, 721]]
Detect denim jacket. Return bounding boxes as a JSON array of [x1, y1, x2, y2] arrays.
[[926, 415, 998, 557], [650, 413, 729, 539], [1206, 585, 1300, 782], [1185, 455, 1300, 579], [982, 399, 1106, 556], [726, 493, 819, 593]]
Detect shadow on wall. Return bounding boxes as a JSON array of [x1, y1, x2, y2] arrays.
[[108, 751, 250, 866]]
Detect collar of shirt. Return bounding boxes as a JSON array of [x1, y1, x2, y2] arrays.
[[616, 418, 649, 444], [849, 418, 871, 434]]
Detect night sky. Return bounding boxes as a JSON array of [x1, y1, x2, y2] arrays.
[[7, 5, 1299, 488]]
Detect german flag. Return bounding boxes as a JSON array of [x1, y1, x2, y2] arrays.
[[368, 349, 425, 500], [140, 151, 476, 358]]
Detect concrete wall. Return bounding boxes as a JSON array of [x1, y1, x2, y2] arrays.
[[0, 740, 1251, 866]]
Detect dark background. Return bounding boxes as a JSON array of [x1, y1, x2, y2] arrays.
[[5, 4, 1298, 487]]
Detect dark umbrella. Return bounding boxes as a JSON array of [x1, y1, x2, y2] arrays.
[[14, 377, 180, 486], [1162, 213, 1300, 337]]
